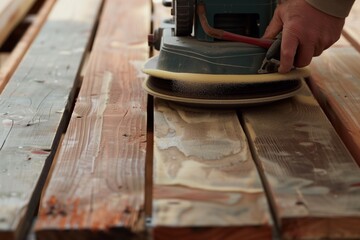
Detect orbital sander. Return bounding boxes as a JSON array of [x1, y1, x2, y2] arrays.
[[143, 0, 310, 106]]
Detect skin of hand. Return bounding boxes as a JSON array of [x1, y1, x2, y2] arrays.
[[263, 0, 345, 73]]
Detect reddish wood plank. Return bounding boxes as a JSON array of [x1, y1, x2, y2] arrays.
[[308, 46, 360, 165], [35, 0, 151, 239]]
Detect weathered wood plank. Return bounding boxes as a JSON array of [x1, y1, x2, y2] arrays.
[[308, 46, 360, 165], [308, 6, 360, 165], [242, 82, 360, 239], [0, 0, 36, 47], [152, 99, 272, 240], [35, 0, 151, 239], [0, 0, 56, 92], [0, 0, 102, 239], [343, 1, 360, 51]]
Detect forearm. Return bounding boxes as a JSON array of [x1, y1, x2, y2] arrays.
[[305, 0, 355, 18]]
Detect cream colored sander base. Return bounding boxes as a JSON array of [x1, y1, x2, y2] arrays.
[[143, 56, 310, 84], [142, 56, 310, 106]]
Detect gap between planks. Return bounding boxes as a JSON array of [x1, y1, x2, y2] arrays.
[[0, 0, 56, 92]]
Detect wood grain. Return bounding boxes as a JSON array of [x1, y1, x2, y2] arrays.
[[35, 0, 151, 239], [0, 0, 36, 47], [0, 0, 56, 92], [308, 6, 360, 165], [308, 46, 360, 166], [242, 82, 360, 239], [0, 0, 102, 239], [152, 99, 272, 240]]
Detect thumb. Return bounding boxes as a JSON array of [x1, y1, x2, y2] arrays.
[[263, 8, 283, 39]]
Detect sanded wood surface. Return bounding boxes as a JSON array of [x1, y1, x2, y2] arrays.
[[309, 46, 360, 165], [0, 0, 56, 92], [308, 7, 360, 165], [343, 1, 360, 51], [0, 0, 36, 47], [242, 82, 360, 239], [0, 0, 102, 239], [152, 99, 271, 240], [35, 0, 151, 239]]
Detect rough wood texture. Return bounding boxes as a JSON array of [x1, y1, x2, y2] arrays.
[[152, 99, 271, 240], [0, 0, 102, 239], [0, 0, 56, 91], [308, 6, 360, 165], [0, 0, 36, 47], [308, 46, 360, 165], [343, 1, 360, 51], [35, 0, 151, 239], [242, 82, 360, 240]]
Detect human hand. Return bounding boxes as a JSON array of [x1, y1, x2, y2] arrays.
[[263, 0, 345, 73]]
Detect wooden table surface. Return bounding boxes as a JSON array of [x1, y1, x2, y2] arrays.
[[0, 0, 359, 240]]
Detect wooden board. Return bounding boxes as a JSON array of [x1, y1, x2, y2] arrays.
[[35, 0, 151, 239], [241, 82, 360, 239], [343, 1, 360, 52], [152, 99, 272, 240], [0, 0, 36, 47], [308, 46, 360, 165], [308, 5, 360, 165], [0, 0, 56, 92], [0, 0, 102, 239]]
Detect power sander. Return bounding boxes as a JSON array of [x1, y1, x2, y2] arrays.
[[143, 0, 310, 106]]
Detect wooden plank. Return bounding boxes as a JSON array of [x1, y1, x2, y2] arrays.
[[241, 82, 360, 239], [152, 99, 272, 240], [0, 0, 56, 92], [343, 1, 360, 51], [0, 0, 36, 47], [308, 46, 360, 165], [0, 0, 102, 239], [35, 0, 151, 239], [308, 6, 360, 165]]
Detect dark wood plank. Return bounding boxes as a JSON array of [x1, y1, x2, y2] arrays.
[[0, 0, 102, 239], [35, 0, 151, 239], [242, 82, 360, 239], [152, 99, 272, 240]]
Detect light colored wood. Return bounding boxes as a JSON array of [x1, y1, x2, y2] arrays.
[[150, 2, 271, 239], [309, 4, 360, 165], [309, 46, 360, 165], [0, 0, 36, 47], [0, 0, 56, 92], [0, 0, 102, 239], [242, 82, 360, 239], [343, 1, 360, 52], [35, 0, 151, 239], [152, 99, 272, 240]]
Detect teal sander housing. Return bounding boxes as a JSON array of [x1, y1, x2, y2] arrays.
[[143, 0, 310, 106]]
